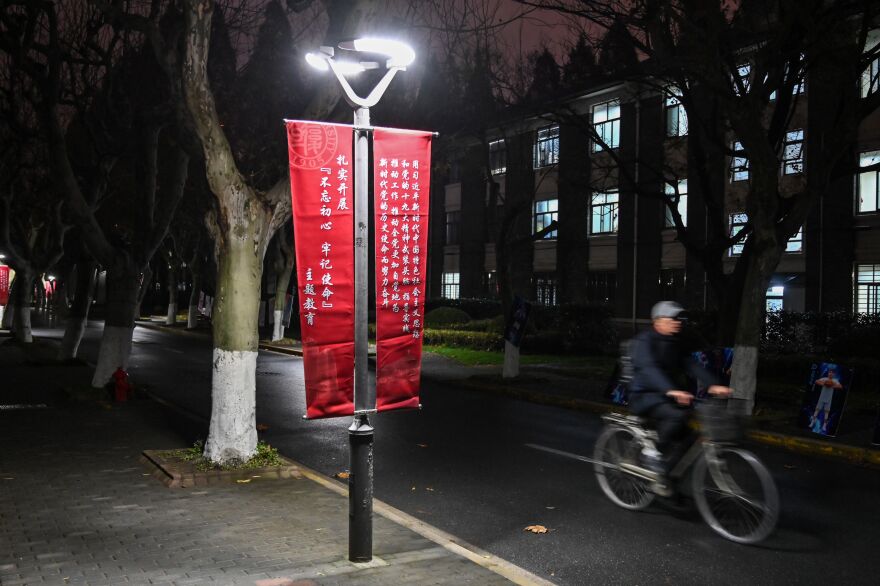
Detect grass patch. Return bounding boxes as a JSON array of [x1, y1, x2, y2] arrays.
[[158, 441, 284, 472], [424, 344, 611, 369], [260, 337, 298, 346]]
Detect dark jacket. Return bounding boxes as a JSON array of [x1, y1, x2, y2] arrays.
[[627, 328, 720, 414]]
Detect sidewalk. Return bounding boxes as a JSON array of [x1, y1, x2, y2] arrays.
[[0, 336, 544, 586]]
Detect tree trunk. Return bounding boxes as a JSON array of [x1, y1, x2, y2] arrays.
[[204, 235, 262, 464], [166, 266, 178, 325], [271, 262, 293, 341], [58, 261, 97, 361], [729, 239, 783, 414], [502, 340, 520, 378], [187, 270, 201, 329], [136, 265, 153, 320], [91, 260, 141, 387], [12, 269, 35, 343]]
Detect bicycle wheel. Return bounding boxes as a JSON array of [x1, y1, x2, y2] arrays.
[[692, 447, 779, 544], [594, 425, 655, 510]]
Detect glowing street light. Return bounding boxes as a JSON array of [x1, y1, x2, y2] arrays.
[[305, 36, 414, 564]]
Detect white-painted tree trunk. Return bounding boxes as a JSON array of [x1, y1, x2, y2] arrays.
[[271, 310, 284, 341], [166, 302, 178, 325], [502, 340, 520, 379], [729, 344, 758, 415], [1, 301, 12, 329], [204, 348, 259, 464], [59, 317, 88, 360], [91, 325, 134, 387], [187, 303, 198, 329]]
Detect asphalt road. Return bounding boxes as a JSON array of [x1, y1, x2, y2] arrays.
[[67, 323, 880, 585]]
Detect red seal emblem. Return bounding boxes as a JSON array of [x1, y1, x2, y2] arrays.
[[288, 123, 340, 169]]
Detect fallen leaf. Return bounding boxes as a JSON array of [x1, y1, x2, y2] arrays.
[[236, 479, 252, 484], [417, 443, 428, 448], [411, 486, 416, 491], [425, 487, 434, 492], [545, 506, 556, 510], [524, 525, 548, 534], [251, 475, 261, 478], [256, 424, 270, 431], [335, 472, 350, 480]]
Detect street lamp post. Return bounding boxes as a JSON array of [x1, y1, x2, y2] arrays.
[[306, 38, 414, 563]]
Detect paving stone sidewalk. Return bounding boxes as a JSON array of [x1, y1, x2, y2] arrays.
[[0, 339, 514, 586]]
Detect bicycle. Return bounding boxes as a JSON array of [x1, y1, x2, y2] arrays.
[[593, 398, 779, 544]]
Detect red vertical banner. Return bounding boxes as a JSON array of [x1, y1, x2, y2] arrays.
[[287, 121, 356, 419], [373, 129, 433, 412], [0, 265, 9, 306]]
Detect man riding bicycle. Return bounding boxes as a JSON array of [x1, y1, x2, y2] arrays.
[[628, 301, 732, 480]]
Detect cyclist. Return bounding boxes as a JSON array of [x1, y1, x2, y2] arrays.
[[627, 301, 732, 482]]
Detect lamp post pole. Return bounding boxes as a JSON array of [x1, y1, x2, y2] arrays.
[[306, 39, 413, 563]]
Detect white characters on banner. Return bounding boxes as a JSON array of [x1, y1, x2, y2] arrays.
[[378, 157, 424, 339], [302, 159, 348, 327]]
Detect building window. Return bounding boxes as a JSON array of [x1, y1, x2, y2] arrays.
[[766, 286, 784, 313], [734, 63, 751, 95], [858, 150, 880, 213], [786, 226, 804, 253], [590, 191, 619, 234], [861, 30, 880, 98], [592, 100, 621, 151], [535, 275, 558, 306], [731, 141, 749, 182], [445, 211, 460, 245], [782, 130, 804, 175], [855, 264, 880, 313], [730, 212, 802, 255], [489, 139, 507, 175], [534, 199, 558, 239], [658, 269, 686, 301], [665, 87, 688, 137], [534, 125, 559, 168], [441, 272, 460, 299], [664, 179, 688, 228], [587, 271, 617, 305], [770, 55, 806, 100], [729, 212, 749, 256]]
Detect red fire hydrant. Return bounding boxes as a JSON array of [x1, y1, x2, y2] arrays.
[[112, 367, 131, 402]]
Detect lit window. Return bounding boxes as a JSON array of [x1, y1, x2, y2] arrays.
[[766, 286, 784, 313], [731, 141, 749, 182], [441, 272, 460, 299], [533, 126, 559, 168], [592, 100, 621, 151], [445, 211, 460, 245], [590, 191, 619, 234], [729, 212, 749, 256], [855, 264, 880, 314], [665, 87, 688, 137], [786, 226, 803, 253], [857, 151, 880, 213], [533, 199, 558, 239], [861, 30, 880, 98], [734, 63, 751, 95], [489, 139, 507, 175], [782, 130, 804, 175], [769, 54, 806, 100], [535, 275, 558, 306], [664, 179, 688, 227]]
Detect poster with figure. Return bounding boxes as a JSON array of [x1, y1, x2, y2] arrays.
[[798, 362, 853, 438]]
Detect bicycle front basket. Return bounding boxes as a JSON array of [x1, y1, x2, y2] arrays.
[[697, 402, 744, 442]]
